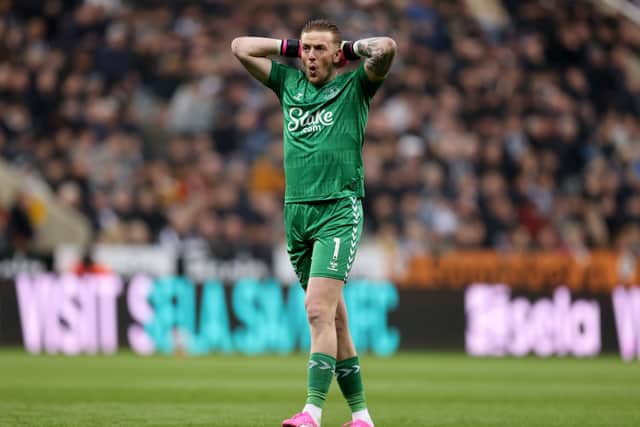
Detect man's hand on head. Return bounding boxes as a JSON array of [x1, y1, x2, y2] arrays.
[[337, 41, 360, 68]]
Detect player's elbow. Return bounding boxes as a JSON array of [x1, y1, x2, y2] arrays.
[[382, 37, 397, 56], [231, 37, 248, 58]]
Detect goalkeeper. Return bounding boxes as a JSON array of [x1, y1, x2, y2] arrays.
[[232, 19, 396, 427]]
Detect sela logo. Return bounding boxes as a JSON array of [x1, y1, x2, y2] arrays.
[[288, 107, 334, 134], [465, 284, 601, 358]]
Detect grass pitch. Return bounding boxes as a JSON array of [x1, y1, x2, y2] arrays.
[[0, 350, 638, 426]]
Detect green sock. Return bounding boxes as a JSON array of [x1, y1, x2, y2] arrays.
[[336, 356, 367, 412], [306, 352, 336, 408]]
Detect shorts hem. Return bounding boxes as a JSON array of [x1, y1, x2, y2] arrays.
[[308, 273, 347, 283]]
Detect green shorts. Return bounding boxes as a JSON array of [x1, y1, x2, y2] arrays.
[[284, 197, 364, 289]]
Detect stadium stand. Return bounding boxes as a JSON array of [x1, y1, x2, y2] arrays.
[[1, 0, 639, 269]]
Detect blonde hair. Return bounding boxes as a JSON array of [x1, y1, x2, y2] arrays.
[[301, 19, 342, 45]]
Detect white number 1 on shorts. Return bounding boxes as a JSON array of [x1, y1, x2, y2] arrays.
[[332, 237, 341, 260]]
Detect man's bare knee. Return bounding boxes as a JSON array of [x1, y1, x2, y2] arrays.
[[335, 313, 349, 335], [306, 301, 334, 330]]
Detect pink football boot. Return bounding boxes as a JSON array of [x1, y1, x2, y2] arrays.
[[342, 421, 374, 427], [282, 412, 319, 427]]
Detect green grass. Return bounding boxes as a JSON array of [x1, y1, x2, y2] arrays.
[[0, 350, 638, 426]]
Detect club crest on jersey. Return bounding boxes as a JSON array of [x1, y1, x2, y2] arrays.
[[288, 107, 334, 134], [324, 87, 339, 99]]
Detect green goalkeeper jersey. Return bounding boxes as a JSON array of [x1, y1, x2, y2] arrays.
[[267, 61, 383, 203]]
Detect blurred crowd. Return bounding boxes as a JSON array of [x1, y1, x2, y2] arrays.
[[1, 0, 640, 264]]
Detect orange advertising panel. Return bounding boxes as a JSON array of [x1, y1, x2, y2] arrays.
[[395, 251, 637, 292]]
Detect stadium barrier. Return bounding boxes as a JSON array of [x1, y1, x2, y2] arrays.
[[53, 244, 640, 292], [3, 273, 399, 356], [1, 272, 639, 360], [394, 250, 638, 292]]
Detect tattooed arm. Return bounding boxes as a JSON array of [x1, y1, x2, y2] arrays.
[[353, 37, 397, 82]]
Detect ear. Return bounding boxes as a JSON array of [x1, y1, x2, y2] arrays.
[[333, 45, 346, 68], [333, 46, 347, 68]]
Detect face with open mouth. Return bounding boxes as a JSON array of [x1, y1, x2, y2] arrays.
[[300, 31, 341, 86]]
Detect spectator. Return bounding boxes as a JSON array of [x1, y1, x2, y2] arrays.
[[6, 191, 34, 248], [0, 0, 638, 265], [72, 251, 111, 275]]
